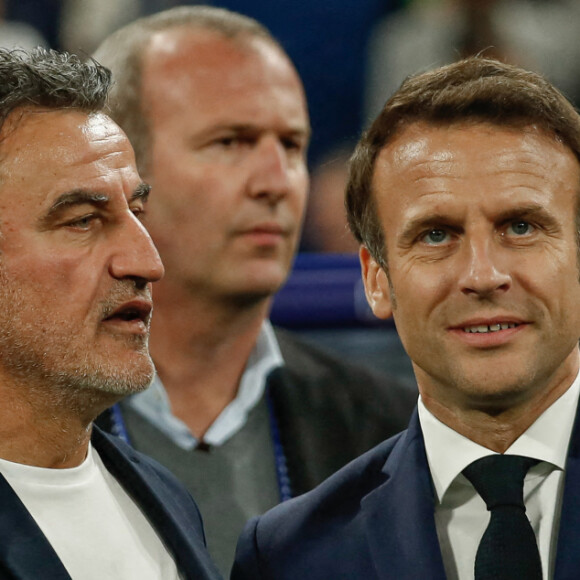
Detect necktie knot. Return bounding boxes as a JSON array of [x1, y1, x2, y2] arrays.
[[463, 454, 537, 510]]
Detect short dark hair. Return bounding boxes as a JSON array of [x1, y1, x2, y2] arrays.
[[93, 5, 284, 175], [0, 46, 110, 133], [346, 56, 580, 267]]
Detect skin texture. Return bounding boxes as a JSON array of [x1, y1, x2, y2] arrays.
[[142, 29, 310, 304], [0, 108, 164, 466], [361, 122, 580, 451], [137, 29, 310, 437]]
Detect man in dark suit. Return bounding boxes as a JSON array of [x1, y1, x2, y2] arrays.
[[92, 6, 416, 576], [0, 47, 220, 579], [232, 56, 580, 579]]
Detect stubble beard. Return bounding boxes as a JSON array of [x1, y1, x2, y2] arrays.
[[0, 322, 155, 406], [0, 280, 155, 413]]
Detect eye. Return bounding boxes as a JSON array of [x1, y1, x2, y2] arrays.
[[506, 220, 534, 236], [421, 229, 449, 245], [281, 137, 301, 151], [66, 214, 97, 230], [215, 135, 255, 149], [130, 206, 146, 222], [217, 136, 236, 147]]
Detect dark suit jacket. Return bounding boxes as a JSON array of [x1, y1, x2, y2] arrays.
[[0, 426, 222, 580], [232, 404, 580, 580], [270, 329, 417, 495]]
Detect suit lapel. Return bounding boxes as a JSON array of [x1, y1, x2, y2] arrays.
[[0, 473, 71, 579], [362, 411, 447, 580], [92, 427, 221, 580], [553, 399, 580, 580]]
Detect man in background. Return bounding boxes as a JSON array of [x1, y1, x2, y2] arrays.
[[94, 6, 416, 575], [0, 47, 220, 579]]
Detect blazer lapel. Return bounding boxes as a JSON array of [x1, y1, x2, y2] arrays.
[[92, 427, 221, 580], [0, 474, 71, 579], [554, 399, 580, 580], [362, 411, 446, 580]]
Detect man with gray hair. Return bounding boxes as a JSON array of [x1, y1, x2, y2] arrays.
[[94, 5, 416, 575], [0, 46, 220, 579]]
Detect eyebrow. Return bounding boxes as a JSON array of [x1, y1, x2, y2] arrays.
[[493, 203, 555, 224], [38, 182, 151, 227], [130, 182, 152, 203], [197, 123, 311, 142]]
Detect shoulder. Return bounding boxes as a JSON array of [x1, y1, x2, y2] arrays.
[[233, 433, 404, 578], [274, 432, 403, 516], [273, 327, 417, 430], [274, 326, 414, 389]]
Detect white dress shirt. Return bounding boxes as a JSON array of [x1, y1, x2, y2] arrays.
[[418, 371, 580, 580]]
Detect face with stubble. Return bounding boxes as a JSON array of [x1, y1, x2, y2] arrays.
[[0, 107, 164, 406]]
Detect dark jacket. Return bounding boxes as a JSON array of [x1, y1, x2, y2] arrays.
[[271, 328, 416, 494], [0, 426, 222, 580], [232, 405, 580, 580]]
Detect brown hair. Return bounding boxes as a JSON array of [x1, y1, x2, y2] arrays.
[[92, 5, 284, 175], [346, 57, 580, 266]]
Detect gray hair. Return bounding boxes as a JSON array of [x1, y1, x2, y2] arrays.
[[0, 46, 110, 132]]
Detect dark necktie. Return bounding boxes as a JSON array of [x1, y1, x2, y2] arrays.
[[462, 454, 542, 580]]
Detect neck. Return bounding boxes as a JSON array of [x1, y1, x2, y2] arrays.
[[418, 356, 579, 453], [0, 376, 101, 468], [149, 283, 272, 439]]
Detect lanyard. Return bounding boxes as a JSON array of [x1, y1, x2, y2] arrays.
[[109, 403, 131, 445], [266, 387, 292, 502], [108, 394, 293, 503]]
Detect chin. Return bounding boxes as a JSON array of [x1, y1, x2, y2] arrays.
[[461, 381, 534, 412], [229, 275, 287, 303], [71, 350, 155, 397]]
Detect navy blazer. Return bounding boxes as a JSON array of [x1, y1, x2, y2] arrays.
[[232, 406, 580, 580], [0, 426, 222, 580]]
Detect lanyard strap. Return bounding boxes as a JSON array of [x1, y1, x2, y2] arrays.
[[109, 403, 131, 445], [266, 387, 293, 502]]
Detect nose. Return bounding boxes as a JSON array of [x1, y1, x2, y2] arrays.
[[458, 235, 511, 297], [109, 212, 165, 288], [247, 135, 292, 203]]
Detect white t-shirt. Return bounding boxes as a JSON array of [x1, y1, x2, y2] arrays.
[[0, 445, 180, 579]]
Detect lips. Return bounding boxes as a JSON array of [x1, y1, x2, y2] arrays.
[[241, 222, 287, 236], [446, 316, 527, 348], [463, 322, 519, 334], [102, 299, 152, 325], [448, 316, 528, 346]]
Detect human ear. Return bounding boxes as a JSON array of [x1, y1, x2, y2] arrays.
[[359, 246, 393, 320]]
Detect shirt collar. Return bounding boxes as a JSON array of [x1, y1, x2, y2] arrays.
[[419, 369, 580, 503], [127, 320, 284, 448]]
